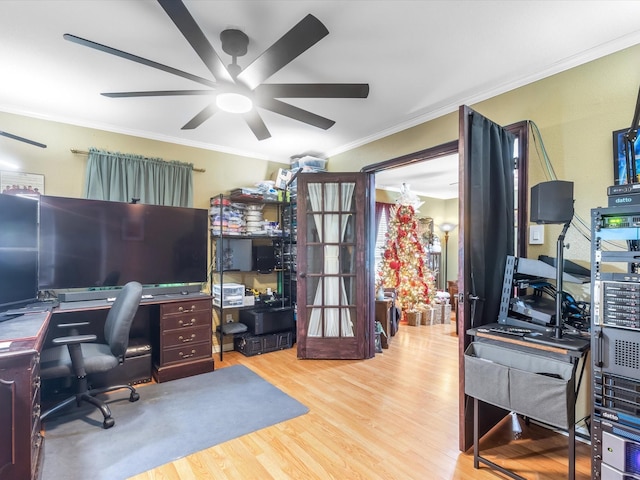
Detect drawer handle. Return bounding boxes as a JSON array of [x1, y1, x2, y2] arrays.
[[178, 319, 196, 327], [179, 349, 197, 359], [177, 305, 197, 312], [178, 334, 197, 343]]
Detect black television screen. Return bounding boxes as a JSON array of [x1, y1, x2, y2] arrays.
[[38, 196, 208, 290], [0, 193, 39, 312]]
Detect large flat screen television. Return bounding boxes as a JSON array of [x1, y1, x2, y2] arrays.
[[0, 193, 39, 312], [39, 195, 208, 290]]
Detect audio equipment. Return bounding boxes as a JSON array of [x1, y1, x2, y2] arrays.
[[609, 192, 640, 207], [596, 281, 640, 329], [530, 180, 574, 224], [608, 183, 640, 196], [252, 244, 277, 273]]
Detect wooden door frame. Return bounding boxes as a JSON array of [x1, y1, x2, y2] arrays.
[[363, 119, 529, 453], [295, 172, 374, 360]]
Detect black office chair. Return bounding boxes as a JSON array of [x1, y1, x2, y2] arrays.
[[40, 281, 143, 429]]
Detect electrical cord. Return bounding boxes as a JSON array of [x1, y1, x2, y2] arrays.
[[529, 120, 621, 250]]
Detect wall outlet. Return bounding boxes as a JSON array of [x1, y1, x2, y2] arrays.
[[226, 313, 233, 323]]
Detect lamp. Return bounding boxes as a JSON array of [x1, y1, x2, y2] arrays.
[[438, 222, 457, 290], [216, 92, 253, 114]]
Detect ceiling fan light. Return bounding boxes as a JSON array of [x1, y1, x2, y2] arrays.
[[216, 92, 253, 113]]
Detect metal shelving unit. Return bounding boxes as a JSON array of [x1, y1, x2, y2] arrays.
[[209, 193, 296, 359]]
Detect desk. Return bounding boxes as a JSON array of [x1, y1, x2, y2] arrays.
[[0, 292, 213, 480], [465, 324, 589, 480], [0, 312, 49, 480], [53, 293, 214, 383]]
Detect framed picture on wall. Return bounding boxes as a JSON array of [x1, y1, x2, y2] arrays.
[[0, 171, 44, 197], [613, 128, 640, 185]]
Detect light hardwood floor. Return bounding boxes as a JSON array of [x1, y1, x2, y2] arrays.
[[130, 320, 592, 480]]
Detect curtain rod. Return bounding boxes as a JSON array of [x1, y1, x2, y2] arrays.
[[70, 149, 206, 173]]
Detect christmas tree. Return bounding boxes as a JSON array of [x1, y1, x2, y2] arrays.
[[377, 188, 436, 312]]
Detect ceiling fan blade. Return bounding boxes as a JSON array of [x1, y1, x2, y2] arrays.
[[255, 83, 370, 99], [63, 34, 216, 88], [157, 0, 234, 84], [182, 103, 218, 130], [243, 111, 271, 141], [257, 98, 335, 130], [0, 130, 46, 148], [237, 14, 329, 90], [102, 90, 215, 98]]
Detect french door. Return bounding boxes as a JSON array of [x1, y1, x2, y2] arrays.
[[296, 172, 373, 360]]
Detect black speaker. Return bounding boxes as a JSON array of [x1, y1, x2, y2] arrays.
[[530, 180, 574, 224]]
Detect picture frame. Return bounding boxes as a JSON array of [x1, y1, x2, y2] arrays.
[[613, 128, 640, 185], [418, 217, 434, 245], [0, 171, 44, 197]]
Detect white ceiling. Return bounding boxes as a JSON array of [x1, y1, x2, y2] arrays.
[[375, 154, 459, 200], [1, 1, 640, 183]]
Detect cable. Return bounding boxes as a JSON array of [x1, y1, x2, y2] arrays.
[[528, 120, 600, 249]]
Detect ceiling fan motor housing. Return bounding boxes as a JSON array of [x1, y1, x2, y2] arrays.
[[220, 29, 248, 58]]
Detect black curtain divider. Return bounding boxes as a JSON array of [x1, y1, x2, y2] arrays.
[[468, 112, 515, 327]]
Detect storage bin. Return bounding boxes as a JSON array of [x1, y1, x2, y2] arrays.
[[212, 283, 245, 307], [464, 342, 574, 429], [290, 156, 327, 171], [234, 330, 294, 356]]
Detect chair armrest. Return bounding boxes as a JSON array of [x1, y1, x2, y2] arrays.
[[52, 334, 97, 346]]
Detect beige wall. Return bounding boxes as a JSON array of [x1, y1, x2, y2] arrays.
[[0, 111, 287, 209], [332, 43, 640, 273], [3, 43, 640, 274]]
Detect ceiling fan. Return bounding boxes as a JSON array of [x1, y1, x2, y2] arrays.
[[0, 130, 46, 148], [63, 0, 369, 141]]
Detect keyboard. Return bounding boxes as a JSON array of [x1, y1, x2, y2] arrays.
[[477, 326, 533, 336]]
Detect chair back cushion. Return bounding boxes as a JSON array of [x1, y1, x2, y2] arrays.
[[103, 281, 143, 360]]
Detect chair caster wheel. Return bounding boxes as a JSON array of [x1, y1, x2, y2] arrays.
[[103, 417, 115, 429], [130, 392, 140, 402]]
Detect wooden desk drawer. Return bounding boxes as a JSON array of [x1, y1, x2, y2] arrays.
[[161, 310, 210, 331], [162, 325, 210, 348], [161, 342, 211, 365], [161, 299, 210, 316]]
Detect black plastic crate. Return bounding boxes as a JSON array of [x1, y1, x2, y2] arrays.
[[234, 330, 293, 357]]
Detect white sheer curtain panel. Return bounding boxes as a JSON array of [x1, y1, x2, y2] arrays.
[[308, 182, 356, 337]]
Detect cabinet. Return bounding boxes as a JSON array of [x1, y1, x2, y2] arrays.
[[0, 313, 48, 480], [152, 297, 213, 383], [209, 194, 296, 359], [375, 299, 392, 349], [590, 205, 640, 479]]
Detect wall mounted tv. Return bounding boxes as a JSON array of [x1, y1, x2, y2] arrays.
[[39, 195, 208, 290], [0, 193, 39, 312]]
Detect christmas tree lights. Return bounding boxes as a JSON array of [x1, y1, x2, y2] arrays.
[[377, 188, 436, 313]]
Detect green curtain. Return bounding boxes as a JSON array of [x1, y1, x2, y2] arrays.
[[84, 148, 194, 207]]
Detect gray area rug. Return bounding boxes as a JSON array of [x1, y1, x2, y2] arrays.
[[42, 364, 309, 480]]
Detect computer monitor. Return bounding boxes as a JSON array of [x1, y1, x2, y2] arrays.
[[0, 194, 39, 313]]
